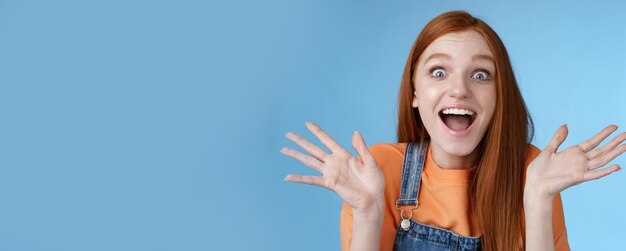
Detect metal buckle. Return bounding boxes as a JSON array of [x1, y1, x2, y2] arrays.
[[395, 199, 419, 231]]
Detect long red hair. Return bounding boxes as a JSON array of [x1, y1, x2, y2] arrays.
[[396, 11, 534, 250]]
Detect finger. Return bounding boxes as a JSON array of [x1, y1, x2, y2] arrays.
[[588, 144, 626, 170], [352, 131, 374, 163], [587, 132, 626, 159], [285, 131, 329, 161], [284, 174, 326, 188], [280, 147, 325, 172], [545, 124, 569, 153], [305, 121, 344, 153], [583, 164, 621, 182], [577, 125, 618, 152]]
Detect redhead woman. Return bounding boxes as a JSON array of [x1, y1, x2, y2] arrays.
[[280, 11, 624, 251]]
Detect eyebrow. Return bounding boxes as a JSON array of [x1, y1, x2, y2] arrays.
[[423, 53, 494, 64]]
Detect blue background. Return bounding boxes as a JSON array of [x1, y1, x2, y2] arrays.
[[0, 0, 624, 250]]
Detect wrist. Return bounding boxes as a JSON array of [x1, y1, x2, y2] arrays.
[[353, 198, 385, 218], [524, 185, 553, 212], [350, 198, 384, 251], [524, 193, 555, 251]]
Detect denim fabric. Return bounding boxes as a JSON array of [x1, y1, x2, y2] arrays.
[[393, 140, 481, 251], [396, 140, 428, 206]]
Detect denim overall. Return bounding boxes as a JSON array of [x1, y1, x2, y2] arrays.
[[393, 140, 482, 251]]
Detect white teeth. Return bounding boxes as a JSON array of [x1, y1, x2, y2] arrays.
[[442, 108, 475, 116]]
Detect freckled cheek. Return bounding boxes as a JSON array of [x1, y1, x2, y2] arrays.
[[474, 88, 497, 119], [415, 89, 442, 110], [415, 89, 444, 127]]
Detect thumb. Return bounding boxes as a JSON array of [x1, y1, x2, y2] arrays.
[[545, 124, 569, 153], [352, 131, 374, 162]]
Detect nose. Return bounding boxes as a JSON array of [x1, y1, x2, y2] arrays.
[[447, 74, 470, 99]]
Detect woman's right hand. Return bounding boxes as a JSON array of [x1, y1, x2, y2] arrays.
[[281, 121, 385, 213]]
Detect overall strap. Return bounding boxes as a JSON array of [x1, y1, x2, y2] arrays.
[[396, 139, 429, 206]]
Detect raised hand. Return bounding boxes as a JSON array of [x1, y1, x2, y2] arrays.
[[280, 122, 385, 212], [525, 124, 624, 199]]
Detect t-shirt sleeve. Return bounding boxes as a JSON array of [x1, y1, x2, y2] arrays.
[[552, 193, 570, 251], [526, 144, 570, 251], [340, 201, 353, 251]]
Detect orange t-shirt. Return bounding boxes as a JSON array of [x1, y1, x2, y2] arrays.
[[340, 143, 570, 251]]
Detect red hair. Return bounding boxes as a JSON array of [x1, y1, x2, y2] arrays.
[[396, 11, 534, 250]]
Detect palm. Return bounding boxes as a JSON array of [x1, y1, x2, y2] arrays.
[[281, 122, 385, 211], [526, 125, 625, 197], [323, 150, 383, 208]]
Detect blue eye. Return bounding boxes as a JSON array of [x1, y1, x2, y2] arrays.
[[431, 68, 446, 78], [473, 70, 490, 80]]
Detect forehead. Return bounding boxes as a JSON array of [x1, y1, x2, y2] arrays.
[[419, 30, 493, 63]]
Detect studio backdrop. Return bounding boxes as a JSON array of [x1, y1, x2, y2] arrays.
[[0, 0, 624, 250]]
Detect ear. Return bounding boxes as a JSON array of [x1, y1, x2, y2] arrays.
[[412, 93, 419, 108]]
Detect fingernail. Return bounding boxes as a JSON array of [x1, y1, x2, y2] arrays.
[[284, 175, 291, 181], [354, 131, 359, 134], [563, 123, 568, 128]]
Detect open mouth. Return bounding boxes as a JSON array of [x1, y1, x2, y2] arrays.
[[438, 108, 477, 132]]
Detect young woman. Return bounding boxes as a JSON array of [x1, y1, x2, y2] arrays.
[[280, 11, 624, 251]]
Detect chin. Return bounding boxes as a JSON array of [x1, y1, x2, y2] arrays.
[[440, 141, 479, 157]]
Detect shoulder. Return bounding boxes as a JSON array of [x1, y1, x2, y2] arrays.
[[367, 143, 407, 168], [367, 142, 407, 181], [368, 143, 406, 158], [527, 143, 541, 155], [525, 143, 542, 165]]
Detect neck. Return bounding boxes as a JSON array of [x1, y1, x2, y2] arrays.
[[430, 142, 478, 170]]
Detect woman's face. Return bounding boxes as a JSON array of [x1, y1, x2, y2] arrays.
[[413, 30, 497, 167]]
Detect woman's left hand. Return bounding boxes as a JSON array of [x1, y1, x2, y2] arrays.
[[525, 124, 624, 200]]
